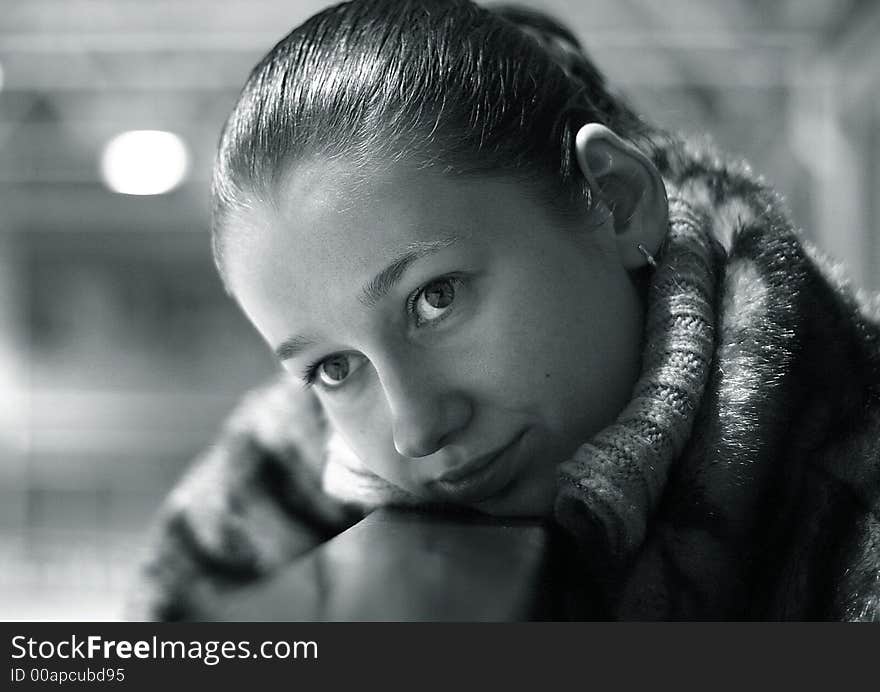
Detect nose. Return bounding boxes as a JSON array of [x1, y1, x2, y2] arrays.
[[378, 353, 472, 459]]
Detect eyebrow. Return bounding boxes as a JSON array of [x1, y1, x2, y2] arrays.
[[274, 235, 460, 362], [275, 335, 317, 362]]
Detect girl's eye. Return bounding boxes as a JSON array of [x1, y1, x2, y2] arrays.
[[411, 277, 458, 325], [313, 353, 367, 389]]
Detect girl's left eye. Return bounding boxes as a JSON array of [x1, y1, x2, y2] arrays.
[[410, 277, 459, 325]]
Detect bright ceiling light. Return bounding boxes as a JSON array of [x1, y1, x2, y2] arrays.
[[100, 130, 190, 195]]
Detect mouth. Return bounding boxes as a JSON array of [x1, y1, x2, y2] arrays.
[[428, 430, 527, 504]]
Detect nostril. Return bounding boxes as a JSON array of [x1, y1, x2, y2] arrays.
[[392, 427, 442, 459]]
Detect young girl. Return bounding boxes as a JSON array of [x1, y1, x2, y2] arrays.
[[128, 0, 880, 620]]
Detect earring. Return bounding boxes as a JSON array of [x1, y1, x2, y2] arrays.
[[637, 243, 657, 269]]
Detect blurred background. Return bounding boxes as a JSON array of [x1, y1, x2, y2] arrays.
[[1, 0, 879, 620]]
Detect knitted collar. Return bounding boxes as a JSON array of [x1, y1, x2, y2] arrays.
[[554, 131, 857, 571], [555, 182, 726, 563]]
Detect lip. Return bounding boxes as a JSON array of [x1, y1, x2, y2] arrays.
[[428, 430, 527, 503]]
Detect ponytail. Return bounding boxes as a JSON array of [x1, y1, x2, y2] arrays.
[[488, 3, 653, 146]]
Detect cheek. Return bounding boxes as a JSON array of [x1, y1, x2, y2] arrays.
[[546, 302, 642, 439], [322, 388, 387, 457], [477, 263, 638, 434], [468, 273, 586, 405]]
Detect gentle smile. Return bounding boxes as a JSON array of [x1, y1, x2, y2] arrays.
[[428, 430, 527, 503]]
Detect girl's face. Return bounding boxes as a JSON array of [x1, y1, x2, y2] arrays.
[[226, 159, 646, 517]]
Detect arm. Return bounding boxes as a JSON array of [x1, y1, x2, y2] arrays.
[[125, 375, 364, 621]]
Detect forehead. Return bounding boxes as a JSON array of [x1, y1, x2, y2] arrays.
[[239, 159, 487, 271], [223, 159, 554, 346]]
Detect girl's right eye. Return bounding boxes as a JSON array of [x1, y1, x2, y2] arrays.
[[304, 353, 367, 390]]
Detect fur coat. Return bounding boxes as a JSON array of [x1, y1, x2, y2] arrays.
[[126, 133, 880, 621]]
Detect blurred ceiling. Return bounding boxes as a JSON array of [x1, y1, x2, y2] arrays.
[[1, 0, 870, 91]]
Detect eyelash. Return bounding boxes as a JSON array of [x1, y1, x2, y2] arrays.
[[299, 360, 325, 389], [300, 274, 463, 389]]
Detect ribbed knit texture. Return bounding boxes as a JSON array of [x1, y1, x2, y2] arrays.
[[555, 192, 724, 564]]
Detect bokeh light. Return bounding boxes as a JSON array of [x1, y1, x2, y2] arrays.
[[100, 130, 189, 195]]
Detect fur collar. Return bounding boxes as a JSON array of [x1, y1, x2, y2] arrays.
[[320, 133, 880, 619]]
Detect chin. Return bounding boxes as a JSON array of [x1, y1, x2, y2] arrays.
[[471, 473, 557, 519]]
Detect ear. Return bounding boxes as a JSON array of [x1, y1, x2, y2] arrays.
[[574, 123, 668, 270]]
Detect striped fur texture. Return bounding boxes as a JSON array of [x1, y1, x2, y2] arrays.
[[127, 133, 880, 620]]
